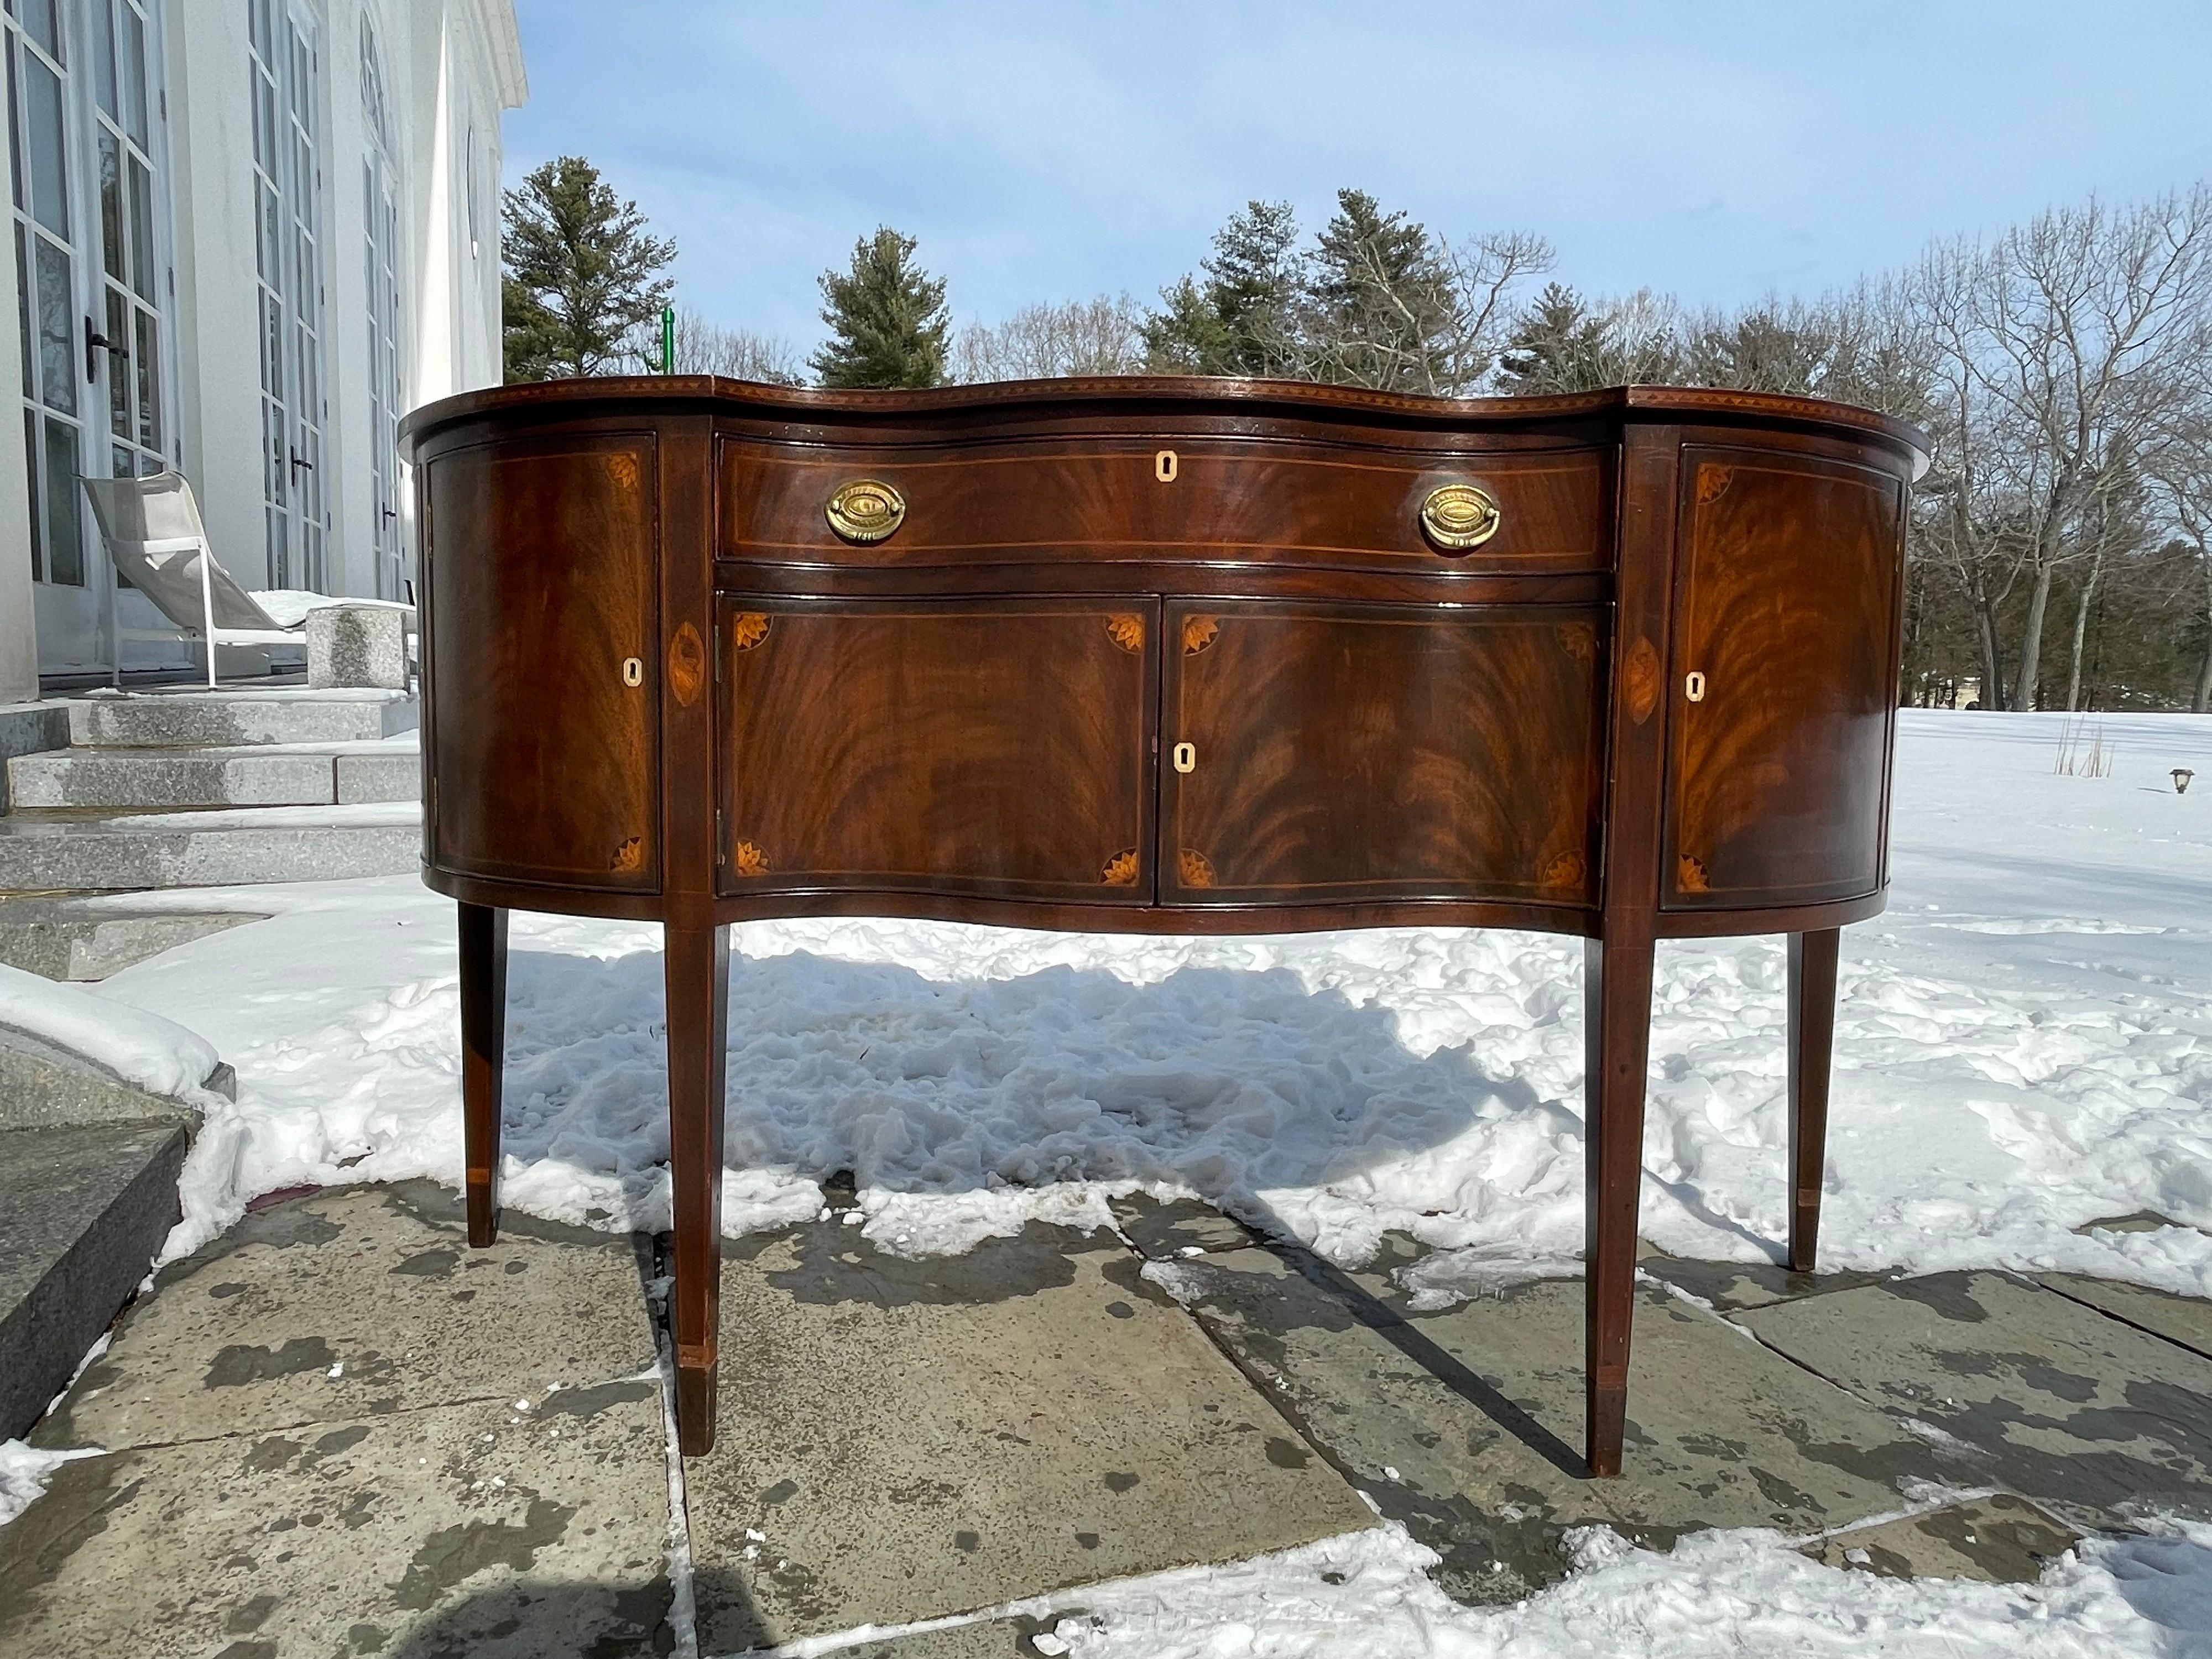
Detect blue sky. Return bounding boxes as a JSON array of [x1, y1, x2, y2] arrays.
[[504, 2, 2212, 355]]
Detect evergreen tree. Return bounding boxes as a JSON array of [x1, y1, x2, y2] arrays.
[[501, 155, 676, 382], [1140, 200, 1302, 376], [811, 228, 951, 388], [1301, 189, 1459, 392]]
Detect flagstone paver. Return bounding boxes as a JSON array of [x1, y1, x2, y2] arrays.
[[1150, 1240, 1944, 1605], [33, 1182, 657, 1452], [2, 1184, 676, 1659], [1735, 1270, 2212, 1528], [2036, 1272, 2212, 1363], [1805, 1494, 2080, 1584], [682, 1219, 1375, 1653]]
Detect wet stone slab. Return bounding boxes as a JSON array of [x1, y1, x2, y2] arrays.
[[684, 1219, 1373, 1653], [1636, 1245, 1890, 1313], [1150, 1244, 1937, 1605], [34, 1181, 658, 1452], [1107, 1193, 1263, 1260], [0, 1385, 675, 1659], [1804, 1494, 2080, 1584], [1735, 1271, 2212, 1528], [2035, 1274, 2212, 1364]]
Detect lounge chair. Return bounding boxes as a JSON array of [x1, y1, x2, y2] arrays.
[[79, 471, 413, 689]]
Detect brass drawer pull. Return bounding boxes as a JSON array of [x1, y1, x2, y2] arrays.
[[1684, 670, 1706, 702], [622, 657, 644, 687], [1172, 741, 1196, 774], [826, 478, 906, 543], [1420, 482, 1501, 552]]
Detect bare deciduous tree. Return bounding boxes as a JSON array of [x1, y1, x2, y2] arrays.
[[627, 308, 806, 384], [951, 295, 1148, 382], [1918, 189, 2212, 709]]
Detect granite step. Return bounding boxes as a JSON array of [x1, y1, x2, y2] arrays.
[[0, 1117, 190, 1439], [0, 897, 262, 980], [0, 802, 421, 891], [62, 690, 417, 749], [7, 740, 419, 810]]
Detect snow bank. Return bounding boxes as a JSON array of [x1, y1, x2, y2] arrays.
[[1016, 1516, 2212, 1658], [83, 709, 2212, 1292], [0, 959, 221, 1102]]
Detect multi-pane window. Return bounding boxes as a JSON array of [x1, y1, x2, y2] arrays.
[[89, 0, 163, 481], [7, 0, 85, 585], [248, 0, 325, 590], [361, 13, 403, 599]]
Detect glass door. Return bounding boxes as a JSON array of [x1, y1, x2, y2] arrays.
[[248, 0, 325, 592], [7, 0, 174, 676]]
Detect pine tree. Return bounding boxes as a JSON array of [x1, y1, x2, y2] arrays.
[[811, 228, 951, 389], [501, 156, 676, 382], [1140, 200, 1302, 377], [1301, 188, 1458, 392]]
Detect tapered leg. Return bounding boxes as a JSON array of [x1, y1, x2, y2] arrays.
[[457, 902, 509, 1248], [1787, 929, 1841, 1274], [666, 922, 730, 1457], [1584, 931, 1654, 1478]]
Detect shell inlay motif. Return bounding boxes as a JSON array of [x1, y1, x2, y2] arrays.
[[1695, 466, 1734, 505], [1624, 637, 1662, 726], [1541, 852, 1587, 890], [1106, 614, 1145, 654], [1102, 849, 1140, 886], [1182, 615, 1220, 655], [1178, 849, 1217, 889], [731, 842, 770, 878], [669, 622, 707, 708], [1677, 854, 1710, 894], [611, 837, 644, 873], [731, 612, 771, 651]]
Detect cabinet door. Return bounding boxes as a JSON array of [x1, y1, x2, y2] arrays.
[[425, 435, 660, 891], [718, 597, 1156, 901], [1665, 447, 1906, 910], [1159, 601, 1606, 906]]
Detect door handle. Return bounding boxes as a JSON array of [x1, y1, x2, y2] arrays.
[[84, 316, 124, 382], [1172, 742, 1196, 774]]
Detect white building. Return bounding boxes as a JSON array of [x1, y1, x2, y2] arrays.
[[0, 0, 525, 698]]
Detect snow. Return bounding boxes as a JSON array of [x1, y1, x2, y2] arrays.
[[0, 1441, 103, 1527], [247, 589, 414, 628], [1005, 1516, 2212, 1658], [0, 959, 222, 1102]]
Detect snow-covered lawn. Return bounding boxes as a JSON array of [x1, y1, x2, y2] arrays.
[[17, 707, 2212, 1652]]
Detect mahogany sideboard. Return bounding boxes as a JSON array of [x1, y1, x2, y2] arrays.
[[398, 375, 1928, 1475]]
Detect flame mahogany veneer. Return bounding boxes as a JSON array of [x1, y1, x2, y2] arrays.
[[400, 376, 1928, 1475]]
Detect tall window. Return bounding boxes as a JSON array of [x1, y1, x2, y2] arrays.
[[90, 0, 163, 481], [361, 11, 403, 598], [248, 0, 325, 590], [7, 0, 86, 586]]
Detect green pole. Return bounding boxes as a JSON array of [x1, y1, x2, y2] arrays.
[[661, 306, 675, 375]]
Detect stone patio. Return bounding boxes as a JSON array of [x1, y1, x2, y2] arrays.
[[3, 1181, 2208, 1656]]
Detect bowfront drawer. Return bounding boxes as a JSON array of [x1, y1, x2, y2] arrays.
[[717, 437, 1611, 575]]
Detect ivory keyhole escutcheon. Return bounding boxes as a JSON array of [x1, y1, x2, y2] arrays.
[[1172, 741, 1196, 773], [1155, 450, 1178, 482], [622, 657, 644, 687], [1684, 670, 1706, 702]]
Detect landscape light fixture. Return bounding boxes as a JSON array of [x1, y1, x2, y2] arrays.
[[2175, 769, 2195, 794]]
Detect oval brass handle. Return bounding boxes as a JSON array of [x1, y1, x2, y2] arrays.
[[825, 478, 906, 544], [1684, 671, 1706, 702], [621, 657, 644, 687], [1420, 482, 1501, 552], [1172, 742, 1196, 774]]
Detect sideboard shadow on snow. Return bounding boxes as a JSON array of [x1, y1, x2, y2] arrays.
[[399, 375, 1929, 1476]]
